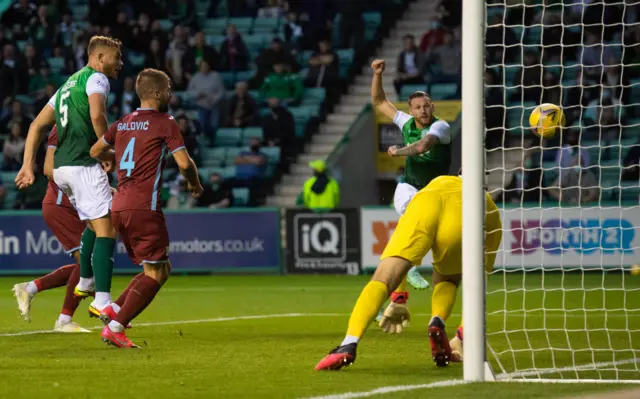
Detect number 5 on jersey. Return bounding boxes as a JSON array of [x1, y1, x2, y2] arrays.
[[120, 137, 136, 176], [59, 89, 71, 127]]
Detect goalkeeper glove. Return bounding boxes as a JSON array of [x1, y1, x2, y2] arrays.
[[378, 292, 411, 334]]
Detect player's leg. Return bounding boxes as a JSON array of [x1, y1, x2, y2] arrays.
[[54, 250, 90, 332], [101, 261, 169, 348], [393, 183, 429, 290], [75, 225, 96, 297], [316, 192, 437, 370], [12, 264, 76, 322]]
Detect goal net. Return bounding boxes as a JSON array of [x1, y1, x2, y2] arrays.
[[482, 0, 640, 382]]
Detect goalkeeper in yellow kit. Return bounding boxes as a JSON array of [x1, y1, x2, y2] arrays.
[[315, 174, 502, 370]]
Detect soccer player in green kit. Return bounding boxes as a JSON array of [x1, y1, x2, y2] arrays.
[[369, 59, 452, 332], [16, 36, 124, 319]]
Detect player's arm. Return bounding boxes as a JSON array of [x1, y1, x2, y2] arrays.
[[24, 105, 55, 171], [370, 59, 398, 120], [389, 120, 451, 157], [44, 146, 55, 179], [87, 73, 111, 138], [173, 149, 203, 197]]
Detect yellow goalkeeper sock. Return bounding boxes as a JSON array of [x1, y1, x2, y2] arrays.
[[342, 280, 389, 345], [394, 276, 407, 293], [431, 281, 458, 322]]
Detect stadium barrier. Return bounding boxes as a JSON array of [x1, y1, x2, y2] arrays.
[[0, 209, 281, 275], [361, 205, 640, 271]]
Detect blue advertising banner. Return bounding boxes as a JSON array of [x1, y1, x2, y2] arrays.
[[0, 210, 281, 274]]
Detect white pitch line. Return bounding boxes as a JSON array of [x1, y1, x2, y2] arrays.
[[497, 358, 640, 379], [299, 380, 470, 399], [0, 313, 345, 337]]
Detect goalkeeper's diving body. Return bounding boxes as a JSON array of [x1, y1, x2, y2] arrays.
[[314, 174, 503, 370], [369, 58, 452, 320]]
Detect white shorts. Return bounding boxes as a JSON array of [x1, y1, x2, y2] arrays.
[[393, 182, 418, 216], [53, 164, 112, 221]]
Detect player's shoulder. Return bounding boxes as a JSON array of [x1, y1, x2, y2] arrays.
[[426, 175, 461, 191]]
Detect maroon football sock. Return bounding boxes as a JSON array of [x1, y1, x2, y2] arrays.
[[115, 272, 145, 307], [61, 264, 82, 316], [115, 275, 161, 327], [34, 264, 77, 292]]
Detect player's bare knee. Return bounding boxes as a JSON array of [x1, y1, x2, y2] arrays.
[[372, 257, 413, 294], [432, 270, 461, 287], [142, 262, 169, 285], [71, 250, 81, 265], [91, 215, 117, 238]]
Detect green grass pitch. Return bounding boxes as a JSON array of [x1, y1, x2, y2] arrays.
[[0, 274, 638, 398]]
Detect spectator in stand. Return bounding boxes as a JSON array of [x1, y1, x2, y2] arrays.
[[166, 25, 190, 90], [88, 0, 119, 28], [0, 28, 13, 50], [484, 68, 505, 150], [3, 122, 26, 171], [258, 0, 288, 18], [167, 175, 198, 209], [150, 19, 169, 50], [197, 172, 233, 209], [284, 11, 304, 52], [175, 112, 201, 165], [556, 130, 591, 169], [393, 35, 425, 96], [565, 70, 600, 121], [438, 0, 462, 29], [111, 11, 132, 45], [220, 24, 250, 72], [1, 0, 37, 30], [59, 12, 77, 48], [255, 38, 299, 85], [259, 62, 303, 105], [34, 83, 57, 113], [262, 98, 295, 164], [0, 175, 6, 209], [622, 140, 640, 182], [145, 37, 167, 70], [580, 31, 617, 79], [548, 164, 599, 205], [28, 61, 62, 95], [13, 172, 47, 210], [51, 45, 75, 75], [1, 100, 31, 136], [111, 76, 139, 118], [584, 98, 624, 143], [306, 39, 339, 89], [187, 59, 225, 144], [419, 19, 445, 54], [623, 24, 640, 80], [183, 31, 220, 81], [234, 137, 267, 205], [425, 31, 461, 91], [169, 0, 197, 30], [0, 44, 25, 104], [516, 51, 543, 103], [23, 44, 41, 77], [301, 160, 340, 209], [541, 71, 561, 106], [228, 0, 258, 17], [500, 151, 543, 204], [226, 82, 258, 128], [485, 13, 517, 64], [29, 5, 55, 53], [131, 13, 153, 53], [602, 57, 630, 105], [334, 1, 364, 49]]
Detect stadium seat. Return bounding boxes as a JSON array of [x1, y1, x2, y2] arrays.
[[242, 127, 263, 142], [302, 88, 326, 105], [235, 70, 255, 83], [289, 107, 312, 125], [220, 72, 236, 89], [299, 50, 314, 66], [157, 19, 174, 31], [48, 57, 65, 74], [127, 52, 146, 68], [227, 18, 253, 33], [400, 84, 426, 100], [252, 17, 279, 33], [221, 166, 236, 179], [199, 167, 224, 178], [225, 147, 243, 164], [216, 128, 242, 147], [233, 187, 250, 206], [1, 171, 18, 186], [620, 182, 640, 201], [631, 78, 640, 100], [261, 146, 281, 164], [203, 147, 227, 165], [429, 83, 458, 100], [205, 35, 226, 48], [202, 18, 228, 35]]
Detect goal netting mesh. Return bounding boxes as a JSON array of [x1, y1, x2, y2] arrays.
[[484, 0, 640, 381]]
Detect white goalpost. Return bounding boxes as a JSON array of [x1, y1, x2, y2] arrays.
[[463, 0, 640, 383]]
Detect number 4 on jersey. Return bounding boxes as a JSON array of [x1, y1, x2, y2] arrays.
[[120, 137, 136, 176]]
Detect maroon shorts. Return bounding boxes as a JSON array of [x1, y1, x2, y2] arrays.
[[42, 203, 86, 254], [112, 210, 169, 265]]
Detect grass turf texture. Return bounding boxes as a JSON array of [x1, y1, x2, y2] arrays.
[[0, 274, 638, 398]]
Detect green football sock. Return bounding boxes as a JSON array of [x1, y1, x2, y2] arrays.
[[93, 237, 116, 293], [79, 228, 96, 279]]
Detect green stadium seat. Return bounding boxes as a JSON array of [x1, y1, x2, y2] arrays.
[[48, 57, 65, 74], [128, 52, 146, 68], [233, 187, 250, 206], [430, 83, 458, 100], [203, 147, 226, 166], [221, 166, 236, 179], [107, 93, 116, 108], [199, 167, 224, 178], [295, 124, 305, 138], [302, 88, 326, 105], [220, 72, 236, 89], [235, 70, 255, 83], [631, 78, 640, 100], [203, 18, 228, 35], [337, 49, 354, 65], [289, 106, 312, 125], [225, 147, 243, 164], [206, 34, 226, 48], [400, 84, 426, 100], [299, 50, 313, 66], [252, 17, 278, 33], [1, 171, 18, 186], [620, 182, 640, 201], [242, 127, 263, 142], [5, 188, 17, 206], [261, 146, 281, 164], [227, 17, 253, 33], [157, 19, 174, 31], [216, 128, 242, 147]]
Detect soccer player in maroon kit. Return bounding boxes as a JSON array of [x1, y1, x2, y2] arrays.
[[12, 126, 90, 332], [90, 68, 203, 348]]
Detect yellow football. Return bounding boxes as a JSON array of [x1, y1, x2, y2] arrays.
[[529, 103, 566, 139]]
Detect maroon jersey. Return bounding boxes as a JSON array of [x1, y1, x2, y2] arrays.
[[104, 108, 185, 212], [42, 126, 74, 208]]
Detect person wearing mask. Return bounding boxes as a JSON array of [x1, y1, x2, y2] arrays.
[[220, 24, 250, 72], [226, 82, 258, 128], [165, 25, 189, 90], [234, 138, 267, 205], [262, 98, 294, 166], [183, 31, 220, 80], [259, 62, 303, 105], [198, 173, 234, 209], [306, 39, 339, 89], [301, 160, 340, 209], [3, 122, 26, 171]]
